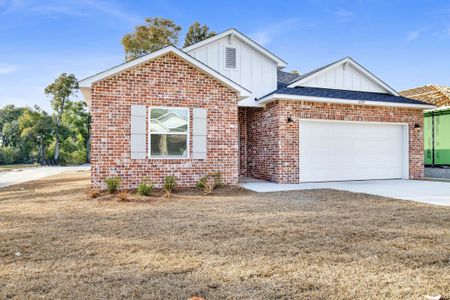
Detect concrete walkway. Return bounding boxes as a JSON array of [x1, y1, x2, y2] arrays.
[[0, 165, 90, 188], [241, 178, 450, 206]]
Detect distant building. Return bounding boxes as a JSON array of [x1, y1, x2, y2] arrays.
[[401, 85, 450, 107]]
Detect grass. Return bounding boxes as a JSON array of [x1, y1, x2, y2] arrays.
[[0, 171, 449, 299], [0, 163, 38, 172]]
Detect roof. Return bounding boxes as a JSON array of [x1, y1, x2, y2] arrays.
[[287, 57, 400, 96], [277, 70, 300, 88], [258, 86, 435, 109], [400, 85, 450, 107], [79, 45, 251, 106], [183, 28, 288, 68]]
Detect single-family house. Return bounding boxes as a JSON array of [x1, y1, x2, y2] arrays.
[[79, 28, 433, 189]]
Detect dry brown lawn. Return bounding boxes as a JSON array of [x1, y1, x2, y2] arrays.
[[0, 171, 449, 299]]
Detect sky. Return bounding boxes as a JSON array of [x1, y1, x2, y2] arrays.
[[0, 0, 449, 112]]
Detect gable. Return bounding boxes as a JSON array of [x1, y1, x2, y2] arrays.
[[288, 57, 399, 96], [78, 46, 250, 107], [183, 28, 287, 68], [185, 30, 278, 102]]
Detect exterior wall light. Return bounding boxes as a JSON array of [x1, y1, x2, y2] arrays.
[[414, 123, 421, 129], [287, 117, 294, 124]]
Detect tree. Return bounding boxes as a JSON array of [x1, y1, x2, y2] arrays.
[[19, 106, 54, 164], [0, 105, 24, 147], [62, 101, 91, 163], [45, 73, 79, 162], [291, 70, 300, 75], [183, 22, 216, 47], [121, 17, 182, 61]]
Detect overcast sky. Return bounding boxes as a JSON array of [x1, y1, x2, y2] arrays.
[[0, 0, 449, 111]]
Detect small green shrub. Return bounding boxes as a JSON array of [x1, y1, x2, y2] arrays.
[[212, 171, 223, 188], [137, 178, 153, 196], [195, 175, 208, 190], [163, 175, 177, 198], [105, 176, 120, 194]]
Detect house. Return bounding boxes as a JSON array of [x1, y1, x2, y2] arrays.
[[401, 85, 450, 107], [79, 28, 434, 189], [401, 85, 450, 167]]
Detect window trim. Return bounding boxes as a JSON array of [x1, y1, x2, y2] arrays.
[[148, 106, 190, 159], [224, 46, 238, 70]]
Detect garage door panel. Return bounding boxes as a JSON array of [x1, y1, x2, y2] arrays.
[[300, 120, 406, 182]]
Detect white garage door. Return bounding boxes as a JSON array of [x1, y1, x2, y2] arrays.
[[300, 120, 408, 182]]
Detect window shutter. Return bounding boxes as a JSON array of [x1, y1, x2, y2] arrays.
[[225, 47, 236, 69], [130, 105, 147, 159], [193, 108, 207, 159]]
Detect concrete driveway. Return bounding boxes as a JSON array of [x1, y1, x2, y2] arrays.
[[0, 165, 90, 188], [242, 179, 450, 206]]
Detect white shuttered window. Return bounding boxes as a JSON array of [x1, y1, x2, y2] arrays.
[[149, 108, 189, 158]]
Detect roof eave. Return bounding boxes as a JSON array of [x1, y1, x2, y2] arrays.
[[79, 45, 251, 107], [287, 57, 400, 96], [183, 28, 288, 68], [258, 93, 436, 109]]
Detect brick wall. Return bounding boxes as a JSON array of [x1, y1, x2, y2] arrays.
[[246, 100, 424, 183], [238, 107, 247, 177], [90, 53, 239, 189]]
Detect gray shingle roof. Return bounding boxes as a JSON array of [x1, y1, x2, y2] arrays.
[[261, 86, 431, 106], [277, 70, 300, 88]]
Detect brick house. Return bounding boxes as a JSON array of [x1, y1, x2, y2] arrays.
[[79, 29, 433, 189]]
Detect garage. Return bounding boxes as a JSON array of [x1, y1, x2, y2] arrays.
[[299, 120, 408, 182]]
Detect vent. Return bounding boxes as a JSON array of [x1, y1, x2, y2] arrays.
[[225, 47, 236, 69]]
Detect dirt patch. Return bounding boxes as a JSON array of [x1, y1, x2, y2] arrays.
[[0, 171, 449, 299]]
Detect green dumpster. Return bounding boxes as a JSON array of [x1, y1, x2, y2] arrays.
[[424, 107, 450, 166]]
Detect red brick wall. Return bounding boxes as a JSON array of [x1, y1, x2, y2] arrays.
[[246, 100, 424, 183], [238, 107, 247, 177], [90, 53, 239, 189]]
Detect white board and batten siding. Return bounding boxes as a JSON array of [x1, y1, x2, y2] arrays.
[[299, 63, 387, 93], [299, 120, 409, 182], [130, 105, 208, 160], [186, 35, 278, 100]]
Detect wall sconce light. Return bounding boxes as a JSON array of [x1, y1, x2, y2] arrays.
[[414, 123, 421, 129], [287, 117, 294, 124]]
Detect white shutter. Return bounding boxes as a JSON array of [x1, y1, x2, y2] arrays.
[[193, 108, 207, 159], [130, 105, 147, 159]]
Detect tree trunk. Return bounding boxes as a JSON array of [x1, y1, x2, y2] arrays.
[[54, 138, 59, 161]]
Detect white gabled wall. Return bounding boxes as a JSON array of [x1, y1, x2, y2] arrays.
[[186, 35, 278, 100], [299, 63, 388, 93]]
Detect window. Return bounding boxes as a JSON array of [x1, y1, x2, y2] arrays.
[[225, 47, 237, 69], [149, 108, 189, 158]]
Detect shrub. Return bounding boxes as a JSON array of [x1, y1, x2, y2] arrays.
[[163, 175, 177, 198], [105, 176, 120, 194], [0, 147, 21, 165], [195, 175, 208, 190], [212, 171, 223, 189], [137, 178, 153, 196], [88, 188, 100, 199], [118, 190, 129, 202], [196, 175, 215, 195]]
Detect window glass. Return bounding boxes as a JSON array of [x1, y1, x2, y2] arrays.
[[149, 108, 189, 157]]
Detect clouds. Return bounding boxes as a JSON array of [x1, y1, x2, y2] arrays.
[[335, 9, 355, 22], [1, 0, 140, 23], [407, 28, 426, 41], [250, 18, 316, 46], [0, 65, 18, 74]]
